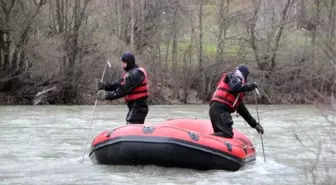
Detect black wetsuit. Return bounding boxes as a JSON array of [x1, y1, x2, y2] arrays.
[[209, 73, 258, 138], [103, 65, 149, 124]]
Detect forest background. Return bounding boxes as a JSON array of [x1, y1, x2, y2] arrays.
[[0, 0, 335, 105]]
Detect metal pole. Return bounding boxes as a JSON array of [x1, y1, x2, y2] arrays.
[[255, 88, 266, 162], [81, 61, 111, 163]]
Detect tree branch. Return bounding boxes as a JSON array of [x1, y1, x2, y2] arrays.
[[270, 0, 294, 69]]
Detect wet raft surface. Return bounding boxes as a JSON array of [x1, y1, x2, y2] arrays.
[[90, 119, 256, 171]]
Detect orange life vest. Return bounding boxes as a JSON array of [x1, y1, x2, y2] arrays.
[[211, 73, 245, 110], [121, 67, 149, 102]]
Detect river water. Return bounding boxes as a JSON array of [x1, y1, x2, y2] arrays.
[[0, 104, 335, 185]]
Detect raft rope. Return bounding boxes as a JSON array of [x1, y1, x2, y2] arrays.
[[106, 124, 256, 150]]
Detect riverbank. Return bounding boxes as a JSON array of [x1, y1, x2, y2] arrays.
[[0, 86, 321, 106], [0, 87, 203, 105]]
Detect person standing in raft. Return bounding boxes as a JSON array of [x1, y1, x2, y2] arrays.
[[209, 65, 264, 138], [96, 52, 149, 124]]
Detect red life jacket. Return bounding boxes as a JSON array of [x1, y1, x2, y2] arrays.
[[121, 67, 149, 102], [211, 72, 245, 111]]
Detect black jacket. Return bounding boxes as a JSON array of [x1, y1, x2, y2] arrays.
[[103, 66, 146, 101], [211, 73, 257, 127]]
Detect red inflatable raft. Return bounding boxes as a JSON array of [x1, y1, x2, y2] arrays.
[[89, 119, 256, 171]]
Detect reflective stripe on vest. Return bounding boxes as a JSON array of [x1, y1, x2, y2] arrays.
[[211, 73, 245, 110], [122, 67, 149, 102]]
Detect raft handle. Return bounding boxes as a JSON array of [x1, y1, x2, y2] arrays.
[[225, 141, 232, 152], [106, 129, 115, 138], [243, 145, 247, 154], [188, 132, 199, 141], [143, 126, 155, 134]]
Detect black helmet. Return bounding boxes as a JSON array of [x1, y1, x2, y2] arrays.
[[121, 52, 135, 71], [236, 64, 249, 80]]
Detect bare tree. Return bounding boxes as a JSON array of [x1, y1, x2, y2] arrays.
[[196, 0, 205, 98], [0, 1, 46, 88], [0, 0, 335, 105], [246, 0, 294, 71]]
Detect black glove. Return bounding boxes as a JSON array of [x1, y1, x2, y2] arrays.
[[255, 123, 264, 134], [245, 82, 258, 91], [97, 81, 106, 90]]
